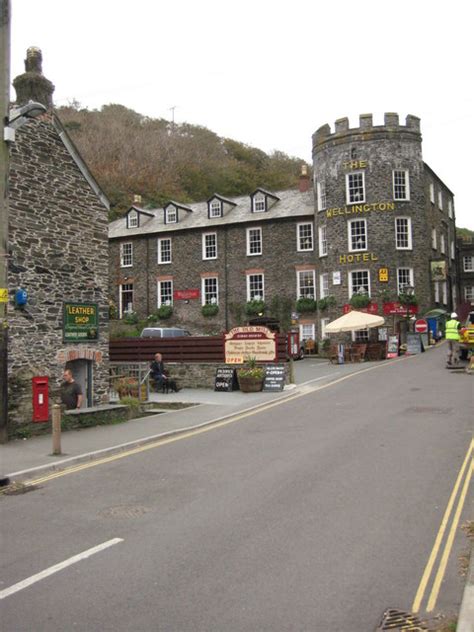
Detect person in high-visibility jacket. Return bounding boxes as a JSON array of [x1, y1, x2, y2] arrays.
[[445, 312, 461, 365]]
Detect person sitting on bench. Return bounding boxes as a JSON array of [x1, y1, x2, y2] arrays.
[[149, 353, 180, 393]]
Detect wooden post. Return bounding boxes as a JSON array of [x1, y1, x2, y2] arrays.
[[52, 404, 62, 455]]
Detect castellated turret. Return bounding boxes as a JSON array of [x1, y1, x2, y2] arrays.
[[311, 113, 457, 343]]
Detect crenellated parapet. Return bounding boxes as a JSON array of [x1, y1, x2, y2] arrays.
[[313, 113, 421, 151]]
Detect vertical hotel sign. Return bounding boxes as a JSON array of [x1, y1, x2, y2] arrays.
[[63, 302, 99, 342]]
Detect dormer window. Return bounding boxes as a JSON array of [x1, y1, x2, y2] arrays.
[[209, 200, 222, 218], [165, 205, 177, 224], [127, 210, 139, 228], [253, 193, 266, 213]]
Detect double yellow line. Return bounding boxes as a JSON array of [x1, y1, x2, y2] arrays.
[[412, 437, 473, 613]]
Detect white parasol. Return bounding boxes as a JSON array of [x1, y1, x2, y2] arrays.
[[325, 310, 385, 333]]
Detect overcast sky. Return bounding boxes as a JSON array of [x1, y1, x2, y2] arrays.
[[10, 0, 474, 229]]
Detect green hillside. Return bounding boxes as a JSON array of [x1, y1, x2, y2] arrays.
[[57, 103, 309, 219]]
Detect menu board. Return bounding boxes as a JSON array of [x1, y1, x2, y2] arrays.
[[386, 335, 399, 359], [263, 365, 285, 391], [214, 367, 238, 392], [406, 333, 424, 355]]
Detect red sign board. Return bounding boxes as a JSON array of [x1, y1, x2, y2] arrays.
[[174, 289, 200, 300], [343, 303, 379, 315], [382, 302, 419, 316], [415, 319, 428, 333]]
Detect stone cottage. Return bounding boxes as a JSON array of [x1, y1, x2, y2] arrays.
[[5, 48, 110, 437]]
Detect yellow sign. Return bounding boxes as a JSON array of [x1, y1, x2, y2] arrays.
[[339, 252, 378, 264], [379, 268, 389, 282], [342, 160, 367, 170], [0, 289, 8, 303], [326, 201, 395, 218]]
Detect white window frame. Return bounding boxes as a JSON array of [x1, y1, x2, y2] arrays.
[[440, 233, 446, 254], [430, 183, 435, 204], [209, 200, 222, 218], [448, 199, 453, 219], [317, 180, 327, 211], [320, 272, 329, 299], [297, 222, 314, 251], [318, 225, 328, 257], [119, 283, 134, 317], [201, 277, 219, 305], [300, 323, 315, 342], [348, 270, 371, 299], [127, 210, 138, 228], [246, 273, 265, 301], [157, 280, 173, 307], [392, 169, 410, 201], [348, 218, 367, 252], [202, 232, 218, 260], [321, 318, 330, 339], [434, 281, 440, 302], [120, 242, 133, 267], [165, 206, 177, 224], [297, 270, 316, 300], [438, 190, 443, 210], [252, 193, 266, 213], [463, 256, 474, 272], [397, 268, 414, 295], [395, 217, 412, 250], [464, 286, 474, 302], [431, 228, 437, 250], [450, 240, 455, 260], [158, 237, 172, 264], [441, 281, 447, 304], [246, 227, 262, 256], [346, 171, 365, 204]]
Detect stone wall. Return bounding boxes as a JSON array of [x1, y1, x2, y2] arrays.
[[7, 113, 110, 430]]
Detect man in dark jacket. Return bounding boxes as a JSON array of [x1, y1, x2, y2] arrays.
[[60, 369, 83, 410], [149, 353, 180, 392]]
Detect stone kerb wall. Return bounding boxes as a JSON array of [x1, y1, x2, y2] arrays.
[[7, 114, 110, 429]]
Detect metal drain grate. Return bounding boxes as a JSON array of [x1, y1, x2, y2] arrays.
[[376, 608, 427, 631]]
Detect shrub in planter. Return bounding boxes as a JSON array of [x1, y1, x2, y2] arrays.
[[237, 357, 265, 392], [244, 300, 266, 316], [202, 303, 219, 317], [157, 304, 173, 319], [349, 293, 371, 308], [124, 311, 139, 324], [398, 292, 418, 307], [317, 296, 336, 311], [296, 297, 317, 313]]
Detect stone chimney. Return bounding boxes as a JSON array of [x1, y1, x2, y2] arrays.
[[299, 165, 310, 192], [13, 47, 55, 109]]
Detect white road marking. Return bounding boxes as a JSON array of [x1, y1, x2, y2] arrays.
[[0, 538, 123, 600]]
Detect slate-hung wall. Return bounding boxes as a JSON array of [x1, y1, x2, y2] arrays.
[[312, 113, 457, 335], [109, 188, 317, 334], [8, 114, 110, 429]]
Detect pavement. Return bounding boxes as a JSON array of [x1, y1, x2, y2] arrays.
[[1, 347, 472, 630]]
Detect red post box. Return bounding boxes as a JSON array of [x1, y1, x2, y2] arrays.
[[287, 330, 300, 359], [32, 376, 49, 422]]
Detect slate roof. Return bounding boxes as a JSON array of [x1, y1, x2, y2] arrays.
[[109, 188, 315, 239]]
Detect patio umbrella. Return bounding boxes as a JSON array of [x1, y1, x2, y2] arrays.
[[325, 310, 385, 333]]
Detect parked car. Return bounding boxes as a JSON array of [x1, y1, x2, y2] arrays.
[[140, 327, 191, 338]]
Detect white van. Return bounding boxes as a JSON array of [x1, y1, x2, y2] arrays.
[[140, 327, 191, 338]]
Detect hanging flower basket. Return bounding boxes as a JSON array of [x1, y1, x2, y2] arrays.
[[296, 297, 317, 313], [244, 300, 266, 316], [202, 303, 219, 317]]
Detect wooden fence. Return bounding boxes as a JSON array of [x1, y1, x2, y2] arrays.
[[109, 335, 288, 363]]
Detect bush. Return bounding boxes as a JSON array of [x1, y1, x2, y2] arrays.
[[237, 356, 265, 379], [398, 292, 418, 306], [244, 300, 266, 316], [124, 311, 139, 324], [317, 296, 336, 311], [296, 297, 317, 313], [350, 294, 371, 308], [202, 303, 219, 317], [157, 305, 173, 319]]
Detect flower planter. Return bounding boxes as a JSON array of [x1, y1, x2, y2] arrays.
[[237, 374, 264, 392]]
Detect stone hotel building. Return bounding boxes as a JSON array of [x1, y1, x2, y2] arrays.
[[109, 113, 458, 343]]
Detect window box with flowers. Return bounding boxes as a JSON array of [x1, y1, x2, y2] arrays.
[[317, 296, 336, 311], [349, 293, 371, 309], [202, 303, 219, 317], [296, 297, 317, 313], [157, 304, 173, 319], [244, 299, 266, 316]]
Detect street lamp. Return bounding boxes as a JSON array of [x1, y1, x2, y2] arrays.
[[404, 285, 415, 337]]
